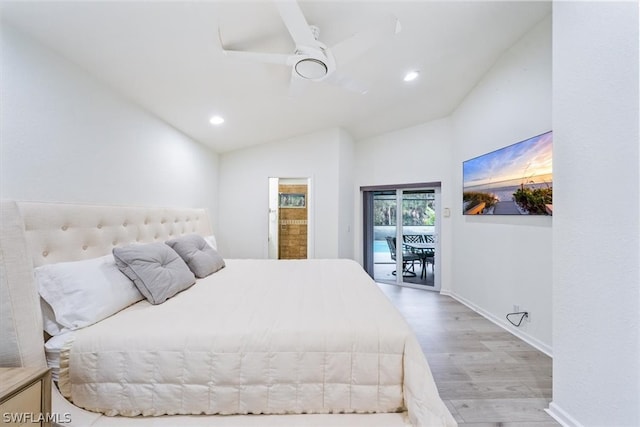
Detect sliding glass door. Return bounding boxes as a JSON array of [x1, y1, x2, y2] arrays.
[[363, 184, 440, 290]]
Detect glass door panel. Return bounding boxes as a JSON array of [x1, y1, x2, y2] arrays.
[[373, 191, 399, 284], [401, 190, 436, 286]]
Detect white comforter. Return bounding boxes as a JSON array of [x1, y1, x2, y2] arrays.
[[59, 259, 455, 426]]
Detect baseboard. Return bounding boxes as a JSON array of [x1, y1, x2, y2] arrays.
[[546, 402, 583, 427], [440, 290, 553, 357]]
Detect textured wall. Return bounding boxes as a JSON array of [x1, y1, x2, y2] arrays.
[[551, 2, 639, 426]]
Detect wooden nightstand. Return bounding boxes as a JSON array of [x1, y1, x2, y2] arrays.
[[0, 367, 52, 427]]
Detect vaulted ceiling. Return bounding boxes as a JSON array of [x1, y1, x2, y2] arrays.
[[1, 1, 551, 152]]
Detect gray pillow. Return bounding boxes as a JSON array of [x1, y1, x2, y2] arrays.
[[113, 243, 196, 305], [165, 234, 225, 278]]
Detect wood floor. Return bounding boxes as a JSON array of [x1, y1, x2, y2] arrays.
[[378, 283, 559, 427]]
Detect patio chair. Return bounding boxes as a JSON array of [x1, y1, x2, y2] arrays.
[[421, 248, 435, 278], [404, 234, 433, 278], [385, 236, 421, 277], [423, 235, 435, 270]]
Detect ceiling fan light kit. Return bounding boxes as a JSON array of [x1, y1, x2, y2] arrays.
[[295, 58, 328, 80], [219, 0, 400, 95]]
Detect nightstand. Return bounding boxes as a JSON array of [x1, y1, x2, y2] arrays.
[[0, 367, 52, 427]]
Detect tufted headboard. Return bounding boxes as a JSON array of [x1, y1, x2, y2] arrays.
[[17, 201, 212, 268], [0, 201, 212, 370]]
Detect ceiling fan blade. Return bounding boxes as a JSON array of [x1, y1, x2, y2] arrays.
[[219, 26, 296, 66], [275, 1, 319, 49], [325, 71, 369, 95], [287, 67, 311, 97], [222, 49, 295, 66], [330, 14, 401, 66]]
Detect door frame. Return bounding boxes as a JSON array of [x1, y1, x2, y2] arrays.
[[361, 182, 442, 291], [268, 177, 313, 259]]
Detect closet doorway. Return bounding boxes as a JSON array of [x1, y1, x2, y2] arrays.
[[268, 177, 311, 259], [362, 184, 441, 290]]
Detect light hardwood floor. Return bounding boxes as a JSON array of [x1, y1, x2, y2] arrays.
[[378, 283, 559, 427]]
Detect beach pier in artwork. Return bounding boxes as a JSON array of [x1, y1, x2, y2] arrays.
[[493, 200, 521, 214]]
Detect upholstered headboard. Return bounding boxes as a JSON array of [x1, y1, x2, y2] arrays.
[[18, 201, 212, 268], [0, 200, 212, 369]]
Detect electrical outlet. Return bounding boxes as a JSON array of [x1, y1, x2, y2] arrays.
[[513, 304, 520, 313]]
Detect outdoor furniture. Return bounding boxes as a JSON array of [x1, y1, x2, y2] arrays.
[[403, 235, 427, 278], [421, 248, 435, 278], [421, 235, 436, 277], [403, 237, 436, 279], [385, 236, 421, 277], [403, 234, 424, 244]]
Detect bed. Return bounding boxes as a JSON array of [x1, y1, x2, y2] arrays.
[[0, 200, 456, 427]]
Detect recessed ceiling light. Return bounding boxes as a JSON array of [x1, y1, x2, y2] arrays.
[[209, 115, 225, 126], [403, 71, 419, 82]]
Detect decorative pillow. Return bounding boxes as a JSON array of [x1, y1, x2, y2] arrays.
[[166, 234, 225, 278], [34, 254, 144, 334], [113, 243, 196, 305]]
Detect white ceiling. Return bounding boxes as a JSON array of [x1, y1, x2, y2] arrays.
[[1, 1, 551, 153]]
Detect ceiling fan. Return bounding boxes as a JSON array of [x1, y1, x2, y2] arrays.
[[219, 1, 401, 96]]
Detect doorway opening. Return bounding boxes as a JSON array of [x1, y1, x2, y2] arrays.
[[363, 184, 440, 290], [268, 177, 310, 259]]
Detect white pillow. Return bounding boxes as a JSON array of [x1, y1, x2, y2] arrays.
[[40, 298, 66, 336], [35, 254, 143, 335], [204, 235, 217, 250]]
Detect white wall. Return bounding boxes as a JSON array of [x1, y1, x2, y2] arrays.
[[337, 129, 355, 259], [217, 128, 353, 259], [449, 15, 552, 353], [354, 117, 455, 291], [0, 25, 219, 221], [551, 2, 639, 426]]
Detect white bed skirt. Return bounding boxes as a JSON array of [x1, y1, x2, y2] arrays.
[[52, 383, 414, 426]]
